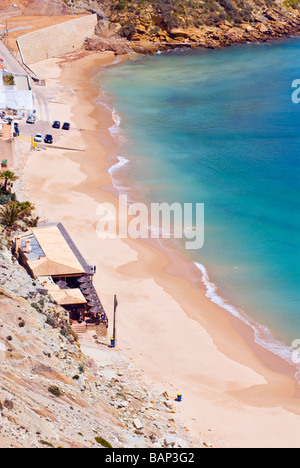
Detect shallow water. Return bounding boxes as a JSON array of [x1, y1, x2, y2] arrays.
[[98, 39, 300, 355]]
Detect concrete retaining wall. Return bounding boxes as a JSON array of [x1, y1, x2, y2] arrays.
[[17, 14, 98, 64]]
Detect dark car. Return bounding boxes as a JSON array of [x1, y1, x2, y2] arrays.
[[44, 134, 53, 144], [52, 121, 60, 129], [62, 122, 70, 130]]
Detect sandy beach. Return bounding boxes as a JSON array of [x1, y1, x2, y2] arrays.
[[17, 49, 300, 448]]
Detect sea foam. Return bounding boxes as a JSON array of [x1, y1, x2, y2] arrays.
[[194, 261, 300, 380]]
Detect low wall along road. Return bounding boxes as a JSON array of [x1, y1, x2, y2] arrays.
[[17, 14, 98, 64]]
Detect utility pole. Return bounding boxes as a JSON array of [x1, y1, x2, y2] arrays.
[[112, 295, 118, 347]]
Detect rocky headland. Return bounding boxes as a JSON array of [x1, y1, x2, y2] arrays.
[[78, 1, 300, 54], [1, 1, 299, 55]]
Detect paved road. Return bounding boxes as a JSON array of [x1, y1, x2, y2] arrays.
[[18, 119, 63, 143], [31, 86, 52, 123], [0, 40, 25, 74]]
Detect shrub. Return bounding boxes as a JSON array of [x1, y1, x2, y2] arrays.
[[284, 0, 300, 8], [31, 302, 42, 312], [0, 192, 16, 206], [94, 437, 113, 448], [155, 0, 181, 29], [48, 385, 62, 397], [115, 1, 126, 10], [119, 21, 136, 38], [3, 74, 14, 86], [39, 440, 54, 448]]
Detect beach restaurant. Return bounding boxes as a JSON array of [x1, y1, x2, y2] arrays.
[[14, 222, 108, 333]]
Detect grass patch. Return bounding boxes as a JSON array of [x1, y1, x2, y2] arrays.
[[3, 74, 14, 86], [39, 440, 54, 448], [94, 436, 113, 448]]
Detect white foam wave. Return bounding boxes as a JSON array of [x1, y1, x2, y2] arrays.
[[94, 90, 130, 195], [94, 90, 125, 142], [108, 155, 130, 193], [194, 262, 300, 380], [109, 155, 129, 175], [109, 109, 123, 141], [94, 94, 112, 112]]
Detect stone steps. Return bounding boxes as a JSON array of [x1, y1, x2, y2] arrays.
[[71, 322, 87, 334]]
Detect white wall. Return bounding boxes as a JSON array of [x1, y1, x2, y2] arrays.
[[0, 71, 33, 111], [0, 88, 33, 111]]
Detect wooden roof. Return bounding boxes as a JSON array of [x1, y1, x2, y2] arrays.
[[46, 285, 87, 306], [20, 223, 93, 278]]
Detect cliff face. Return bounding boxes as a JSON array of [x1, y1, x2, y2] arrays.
[[0, 234, 198, 448], [76, 0, 300, 52], [20, 0, 70, 15], [1, 1, 299, 51], [0, 0, 70, 15]]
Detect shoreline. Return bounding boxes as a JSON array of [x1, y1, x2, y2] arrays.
[[95, 48, 300, 379], [19, 49, 300, 448], [126, 32, 300, 56]]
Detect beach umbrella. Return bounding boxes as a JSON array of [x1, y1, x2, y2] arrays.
[[79, 280, 93, 287], [78, 280, 92, 287], [79, 282, 93, 289], [81, 288, 97, 296], [88, 301, 101, 307], [90, 306, 104, 314], [78, 276, 91, 283], [85, 294, 98, 301], [87, 298, 101, 304], [80, 285, 94, 292], [56, 280, 68, 289]]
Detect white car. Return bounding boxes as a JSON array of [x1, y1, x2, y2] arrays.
[[26, 115, 36, 124], [34, 133, 43, 142]]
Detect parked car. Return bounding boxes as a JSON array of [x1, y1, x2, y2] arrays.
[[44, 134, 53, 144], [52, 121, 61, 129], [34, 133, 43, 143], [26, 115, 35, 124], [62, 122, 70, 130]]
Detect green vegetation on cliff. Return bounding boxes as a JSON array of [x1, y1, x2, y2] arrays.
[[86, 0, 299, 39]]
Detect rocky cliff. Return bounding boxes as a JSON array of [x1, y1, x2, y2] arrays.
[[75, 0, 300, 53], [0, 232, 199, 448], [0, 0, 70, 15], [1, 1, 299, 53]]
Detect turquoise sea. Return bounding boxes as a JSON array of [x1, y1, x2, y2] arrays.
[[97, 39, 300, 368]]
